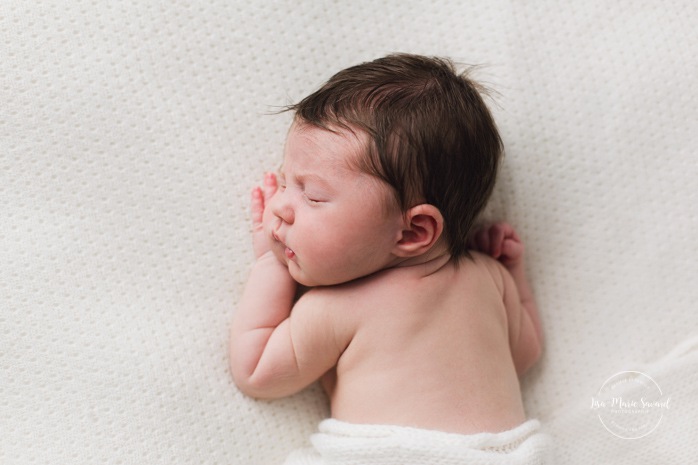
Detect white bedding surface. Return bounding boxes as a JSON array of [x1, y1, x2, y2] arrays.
[[2, 1, 697, 463]]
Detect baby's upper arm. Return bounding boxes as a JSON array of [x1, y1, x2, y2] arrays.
[[240, 288, 353, 399], [484, 257, 541, 377]]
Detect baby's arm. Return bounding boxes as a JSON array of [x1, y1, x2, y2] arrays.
[[470, 223, 543, 376], [229, 174, 348, 398]]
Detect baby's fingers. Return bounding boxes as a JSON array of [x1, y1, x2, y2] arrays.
[[263, 172, 278, 201], [251, 187, 265, 228], [488, 224, 508, 258], [500, 238, 524, 265]]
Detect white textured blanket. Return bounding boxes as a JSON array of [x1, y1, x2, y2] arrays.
[[285, 419, 552, 465], [2, 1, 697, 464]]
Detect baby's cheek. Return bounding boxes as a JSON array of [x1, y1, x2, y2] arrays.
[[312, 242, 340, 267]]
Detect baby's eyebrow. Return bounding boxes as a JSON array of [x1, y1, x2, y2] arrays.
[[296, 173, 332, 190]]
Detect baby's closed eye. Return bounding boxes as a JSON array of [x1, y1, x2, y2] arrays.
[[303, 192, 326, 204]]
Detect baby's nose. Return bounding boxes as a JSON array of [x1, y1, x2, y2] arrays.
[[270, 193, 294, 225]]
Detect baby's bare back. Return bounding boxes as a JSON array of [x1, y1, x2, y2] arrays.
[[321, 252, 526, 434]]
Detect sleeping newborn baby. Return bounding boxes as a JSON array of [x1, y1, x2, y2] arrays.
[[230, 53, 550, 464]]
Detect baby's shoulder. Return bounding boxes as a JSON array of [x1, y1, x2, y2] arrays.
[[297, 253, 505, 311], [456, 251, 506, 294]]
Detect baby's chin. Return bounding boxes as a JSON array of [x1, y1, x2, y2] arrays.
[[287, 265, 319, 287], [269, 248, 315, 286], [271, 247, 358, 287], [287, 261, 342, 287], [290, 264, 369, 288]]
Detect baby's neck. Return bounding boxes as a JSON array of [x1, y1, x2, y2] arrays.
[[390, 245, 452, 277]]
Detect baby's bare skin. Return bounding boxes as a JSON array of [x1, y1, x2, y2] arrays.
[[316, 252, 530, 434], [230, 123, 542, 435]]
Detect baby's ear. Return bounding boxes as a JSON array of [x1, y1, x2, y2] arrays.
[[393, 204, 444, 257]]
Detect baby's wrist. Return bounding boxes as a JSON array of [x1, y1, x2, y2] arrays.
[[255, 250, 280, 265], [253, 251, 294, 279]]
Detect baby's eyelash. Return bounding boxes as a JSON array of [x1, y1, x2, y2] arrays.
[[303, 193, 319, 203]]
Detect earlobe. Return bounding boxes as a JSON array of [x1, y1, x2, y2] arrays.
[[394, 204, 444, 257]]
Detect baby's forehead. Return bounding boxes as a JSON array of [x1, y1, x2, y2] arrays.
[[284, 120, 370, 171]]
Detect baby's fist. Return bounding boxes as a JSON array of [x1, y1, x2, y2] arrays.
[[469, 222, 524, 268]]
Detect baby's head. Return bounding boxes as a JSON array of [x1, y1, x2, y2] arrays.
[[286, 53, 502, 259]]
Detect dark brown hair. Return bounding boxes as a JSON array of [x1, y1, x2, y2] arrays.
[[286, 53, 502, 259]]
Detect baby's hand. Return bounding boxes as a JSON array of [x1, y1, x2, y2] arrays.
[[469, 222, 524, 268], [251, 172, 278, 259]]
